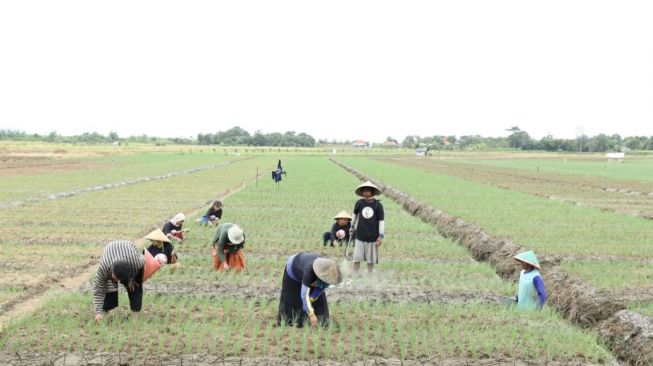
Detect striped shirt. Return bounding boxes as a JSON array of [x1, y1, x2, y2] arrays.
[[93, 240, 145, 314]]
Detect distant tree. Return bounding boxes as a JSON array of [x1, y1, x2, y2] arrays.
[[506, 127, 532, 149], [402, 135, 416, 148]]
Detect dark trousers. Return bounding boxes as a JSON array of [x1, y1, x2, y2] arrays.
[[102, 267, 144, 312], [277, 268, 329, 327]]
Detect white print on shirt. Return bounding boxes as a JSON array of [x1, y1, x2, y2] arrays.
[[362, 207, 374, 219]]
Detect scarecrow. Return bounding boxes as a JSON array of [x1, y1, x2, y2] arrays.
[[513, 250, 548, 310], [211, 223, 246, 271], [277, 252, 342, 327]]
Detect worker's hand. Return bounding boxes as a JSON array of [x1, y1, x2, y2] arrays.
[[94, 314, 103, 324], [309, 314, 318, 327], [211, 248, 217, 257], [222, 262, 229, 270], [376, 236, 382, 247], [348, 228, 355, 237]]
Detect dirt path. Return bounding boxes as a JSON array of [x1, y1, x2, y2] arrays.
[[0, 170, 264, 333], [0, 353, 618, 366], [0, 353, 615, 366]]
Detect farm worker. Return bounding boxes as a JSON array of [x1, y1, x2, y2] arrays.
[[197, 200, 223, 226], [277, 252, 342, 328], [322, 210, 352, 247], [93, 240, 145, 323], [145, 228, 177, 264], [211, 223, 245, 271], [513, 250, 548, 310], [163, 213, 186, 244], [349, 181, 385, 274]]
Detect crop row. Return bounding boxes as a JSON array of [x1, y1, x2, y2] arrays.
[[0, 292, 611, 363]]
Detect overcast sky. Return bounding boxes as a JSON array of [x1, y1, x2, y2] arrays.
[[1, 1, 651, 143]]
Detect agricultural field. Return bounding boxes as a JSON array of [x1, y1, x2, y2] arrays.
[[0, 148, 264, 320], [386, 156, 653, 219], [339, 155, 653, 353], [0, 152, 617, 364]]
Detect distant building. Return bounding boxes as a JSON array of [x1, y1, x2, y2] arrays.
[[416, 147, 428, 157], [352, 140, 369, 149], [383, 139, 400, 148], [606, 152, 625, 163]]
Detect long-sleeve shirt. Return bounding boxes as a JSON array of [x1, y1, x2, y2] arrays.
[[516, 269, 547, 310], [205, 207, 223, 219], [329, 222, 351, 242], [162, 221, 182, 236], [286, 253, 327, 315], [147, 242, 175, 261], [211, 223, 245, 262], [93, 241, 145, 315]]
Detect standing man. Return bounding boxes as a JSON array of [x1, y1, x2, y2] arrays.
[[93, 240, 145, 323], [350, 181, 385, 274]]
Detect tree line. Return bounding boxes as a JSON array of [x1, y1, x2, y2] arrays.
[[401, 127, 653, 152], [197, 127, 316, 147], [3, 126, 653, 152]]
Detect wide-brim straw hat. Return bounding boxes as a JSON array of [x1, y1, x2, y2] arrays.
[[144, 229, 171, 243], [333, 210, 352, 220], [227, 225, 245, 244], [312, 258, 342, 285], [513, 250, 541, 270], [355, 181, 381, 197]]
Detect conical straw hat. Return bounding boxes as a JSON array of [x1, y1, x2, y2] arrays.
[[312, 258, 342, 285], [333, 210, 352, 220], [355, 181, 381, 197], [143, 251, 162, 282], [513, 250, 541, 270], [144, 229, 171, 243]]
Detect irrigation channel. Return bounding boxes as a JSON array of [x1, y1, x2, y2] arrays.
[[331, 159, 653, 366]]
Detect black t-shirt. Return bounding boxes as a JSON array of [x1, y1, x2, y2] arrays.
[[353, 198, 384, 242], [162, 221, 181, 235], [291, 252, 319, 287], [147, 242, 174, 261], [206, 207, 223, 219]]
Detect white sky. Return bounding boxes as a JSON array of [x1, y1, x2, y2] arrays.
[[1, 1, 652, 143]]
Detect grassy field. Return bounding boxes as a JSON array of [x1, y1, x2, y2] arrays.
[[0, 153, 615, 364]]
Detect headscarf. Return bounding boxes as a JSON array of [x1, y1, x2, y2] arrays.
[[170, 213, 186, 226]]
